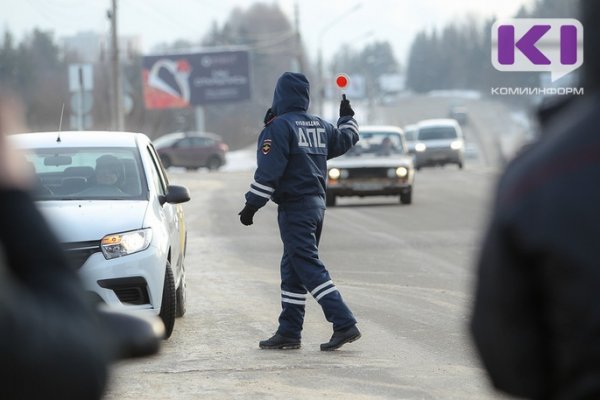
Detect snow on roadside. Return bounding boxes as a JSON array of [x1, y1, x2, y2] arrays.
[[222, 146, 256, 172]]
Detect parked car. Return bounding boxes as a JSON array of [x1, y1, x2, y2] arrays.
[[154, 131, 228, 171], [326, 126, 415, 206], [413, 118, 465, 170], [10, 131, 191, 339]]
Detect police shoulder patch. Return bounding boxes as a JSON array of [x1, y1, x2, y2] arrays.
[[261, 139, 272, 155]]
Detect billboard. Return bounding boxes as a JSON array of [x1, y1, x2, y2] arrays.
[[142, 49, 251, 109]]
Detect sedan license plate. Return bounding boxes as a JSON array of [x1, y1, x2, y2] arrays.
[[352, 182, 383, 191]]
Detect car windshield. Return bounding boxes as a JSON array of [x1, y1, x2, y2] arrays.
[[345, 131, 404, 157], [418, 127, 458, 140], [25, 147, 147, 201]]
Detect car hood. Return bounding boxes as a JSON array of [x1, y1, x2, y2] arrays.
[[37, 200, 148, 243], [419, 138, 461, 148], [328, 154, 414, 168]]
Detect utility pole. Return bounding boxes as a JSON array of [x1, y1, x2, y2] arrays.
[[109, 0, 124, 131]]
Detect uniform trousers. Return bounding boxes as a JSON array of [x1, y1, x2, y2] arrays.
[[276, 198, 356, 339]]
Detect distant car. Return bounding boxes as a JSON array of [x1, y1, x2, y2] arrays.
[[10, 131, 191, 339], [326, 126, 415, 206], [154, 131, 228, 171], [413, 118, 465, 170]]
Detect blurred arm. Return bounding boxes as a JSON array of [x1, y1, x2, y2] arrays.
[[0, 93, 110, 399]]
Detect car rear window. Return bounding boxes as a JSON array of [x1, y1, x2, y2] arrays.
[[417, 127, 458, 140]]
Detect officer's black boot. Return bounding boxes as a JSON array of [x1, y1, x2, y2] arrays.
[[320, 325, 361, 351], [259, 333, 301, 350]]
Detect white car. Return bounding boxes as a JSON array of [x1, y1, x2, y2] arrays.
[[412, 118, 465, 170], [326, 126, 415, 205], [11, 131, 191, 339]]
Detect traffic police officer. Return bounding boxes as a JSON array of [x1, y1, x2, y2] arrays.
[[239, 72, 361, 351]]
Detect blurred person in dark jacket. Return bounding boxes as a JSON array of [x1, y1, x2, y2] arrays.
[[470, 2, 600, 398], [0, 92, 162, 399]]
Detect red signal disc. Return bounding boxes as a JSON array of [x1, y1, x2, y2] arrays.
[[335, 74, 349, 89]]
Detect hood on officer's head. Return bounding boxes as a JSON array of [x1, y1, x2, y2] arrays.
[[271, 72, 310, 116]]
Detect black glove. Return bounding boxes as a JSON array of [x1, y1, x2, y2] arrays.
[[238, 204, 258, 226], [339, 94, 355, 117], [263, 108, 275, 125]]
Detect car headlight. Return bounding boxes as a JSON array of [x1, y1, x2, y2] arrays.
[[415, 143, 426, 152], [396, 167, 409, 178], [328, 168, 341, 180], [450, 140, 463, 150], [101, 228, 152, 260]]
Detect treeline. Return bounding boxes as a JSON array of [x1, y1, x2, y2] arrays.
[[196, 3, 306, 149], [0, 3, 310, 149], [330, 41, 401, 97], [0, 0, 581, 143], [0, 30, 77, 130], [405, 0, 579, 95], [0, 2, 402, 148], [139, 3, 311, 149]]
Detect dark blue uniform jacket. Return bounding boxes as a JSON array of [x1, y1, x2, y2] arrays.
[[245, 72, 359, 208]]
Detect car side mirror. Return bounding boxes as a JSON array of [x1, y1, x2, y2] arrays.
[[159, 185, 191, 206]]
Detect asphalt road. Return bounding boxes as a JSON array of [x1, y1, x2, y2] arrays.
[[105, 162, 511, 400]]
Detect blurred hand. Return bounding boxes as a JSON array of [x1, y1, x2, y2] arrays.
[[238, 204, 258, 226], [263, 108, 275, 125], [339, 95, 355, 117], [97, 306, 164, 360]]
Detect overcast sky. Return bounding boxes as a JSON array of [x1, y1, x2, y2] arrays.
[[1, 0, 533, 65]]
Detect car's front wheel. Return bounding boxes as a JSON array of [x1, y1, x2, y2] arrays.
[[326, 192, 336, 207], [159, 262, 176, 339], [400, 189, 412, 205]]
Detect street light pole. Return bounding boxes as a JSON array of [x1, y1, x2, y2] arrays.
[[317, 3, 362, 117]]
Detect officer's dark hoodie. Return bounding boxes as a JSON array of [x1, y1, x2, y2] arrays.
[[244, 72, 359, 209]]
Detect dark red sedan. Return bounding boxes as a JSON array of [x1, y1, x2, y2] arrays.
[[154, 132, 228, 171]]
